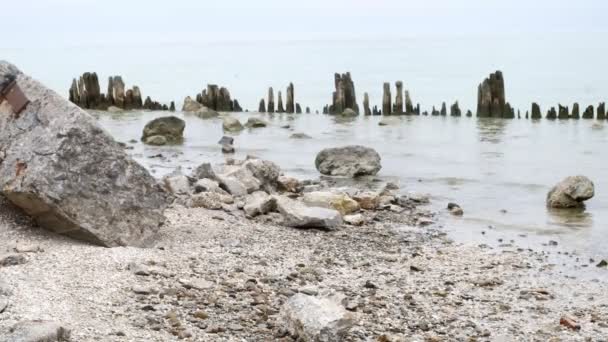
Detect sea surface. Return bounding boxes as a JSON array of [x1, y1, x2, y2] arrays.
[[4, 32, 608, 276]]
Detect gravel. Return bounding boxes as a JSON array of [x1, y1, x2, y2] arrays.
[[0, 196, 607, 341]]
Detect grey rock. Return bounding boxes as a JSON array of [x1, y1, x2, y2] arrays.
[[193, 107, 219, 119], [315, 145, 382, 177], [0, 254, 26, 267], [141, 116, 185, 144], [275, 196, 342, 230], [181, 96, 203, 112], [547, 175, 595, 208], [188, 192, 228, 210], [245, 117, 267, 128], [243, 191, 277, 217], [343, 213, 364, 226], [222, 117, 244, 132], [193, 163, 218, 180], [143, 135, 167, 146], [163, 175, 191, 196], [6, 320, 71, 342], [221, 144, 235, 154], [280, 294, 355, 342], [302, 191, 360, 216], [0, 61, 168, 247]]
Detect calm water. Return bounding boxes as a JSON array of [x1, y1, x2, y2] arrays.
[[97, 111, 608, 270]]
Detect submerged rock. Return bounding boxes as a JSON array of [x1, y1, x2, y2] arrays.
[[245, 117, 267, 128], [280, 294, 355, 341], [315, 146, 382, 177], [339, 108, 357, 117], [142, 116, 185, 145], [290, 133, 312, 139], [0, 61, 168, 247], [547, 175, 595, 208], [275, 196, 342, 230]]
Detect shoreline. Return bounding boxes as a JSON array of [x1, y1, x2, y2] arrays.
[[1, 190, 607, 341]]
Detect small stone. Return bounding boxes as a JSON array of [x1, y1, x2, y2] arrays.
[[560, 315, 581, 331], [364, 280, 377, 289], [13, 244, 43, 253], [0, 254, 26, 267], [193, 311, 209, 320], [0, 296, 8, 313], [343, 214, 365, 226], [179, 278, 214, 290], [596, 260, 608, 268], [132, 285, 157, 295]]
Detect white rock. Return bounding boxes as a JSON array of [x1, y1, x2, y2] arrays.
[[275, 196, 342, 230], [280, 294, 355, 342]]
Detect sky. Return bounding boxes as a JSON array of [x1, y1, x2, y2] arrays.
[[3, 0, 608, 47]]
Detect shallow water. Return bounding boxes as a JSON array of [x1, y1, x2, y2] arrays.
[[97, 111, 608, 270]]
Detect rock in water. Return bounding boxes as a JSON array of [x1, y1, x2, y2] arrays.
[[245, 117, 267, 128], [477, 71, 510, 118], [286, 83, 295, 113], [339, 108, 357, 117], [382, 82, 391, 115], [275, 196, 342, 230], [141, 116, 185, 145], [547, 175, 595, 208], [327, 72, 359, 114], [222, 117, 244, 132], [0, 61, 168, 247], [182, 96, 203, 112], [315, 146, 382, 177], [280, 294, 355, 341], [363, 92, 371, 116], [6, 320, 71, 342]]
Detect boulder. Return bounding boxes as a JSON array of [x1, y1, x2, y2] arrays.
[[315, 146, 382, 177], [214, 158, 281, 196], [302, 191, 360, 216], [280, 294, 355, 342], [275, 196, 342, 230], [222, 117, 244, 132], [193, 178, 227, 195], [141, 116, 185, 144], [5, 320, 71, 342], [547, 176, 595, 208], [243, 191, 277, 217], [245, 117, 267, 128], [0, 61, 167, 247]]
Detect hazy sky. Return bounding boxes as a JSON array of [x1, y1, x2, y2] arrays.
[[3, 0, 608, 47]]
